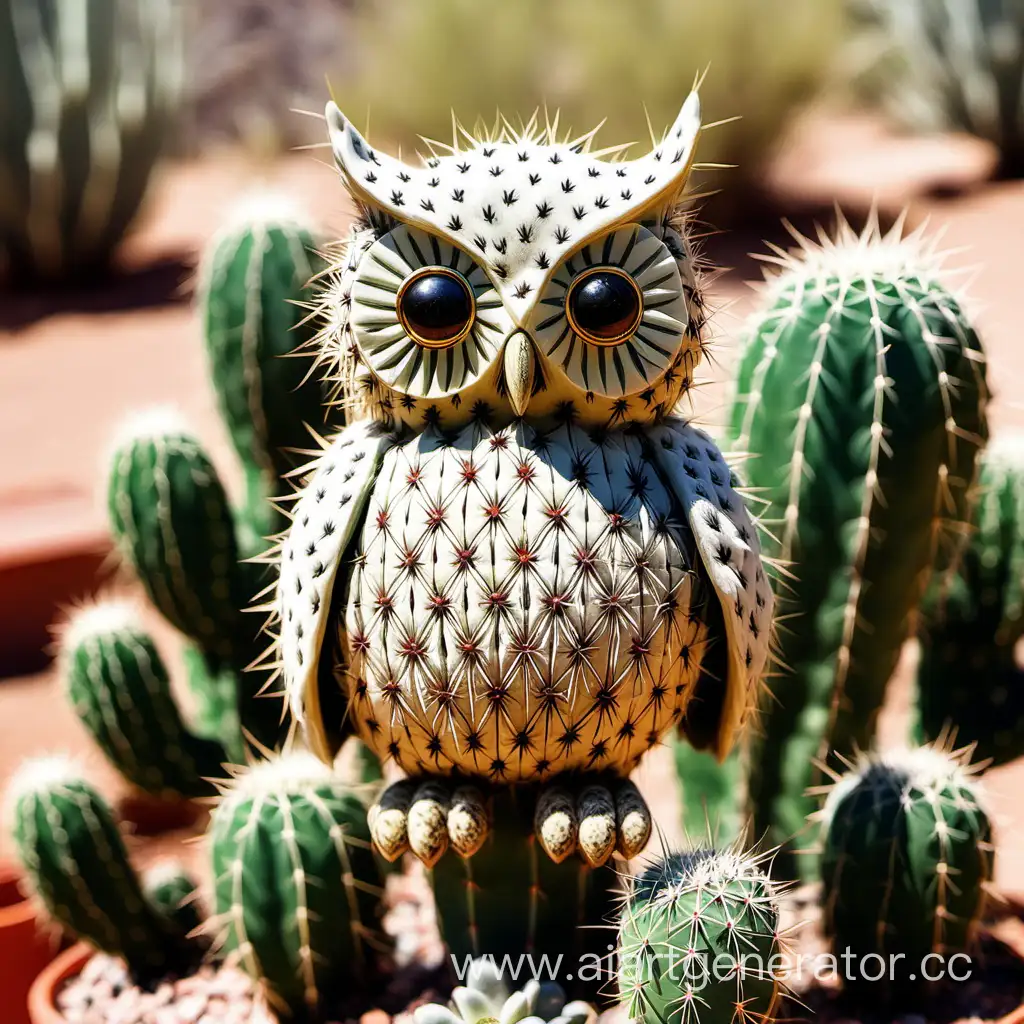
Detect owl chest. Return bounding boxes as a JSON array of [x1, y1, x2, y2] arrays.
[[331, 424, 712, 778]]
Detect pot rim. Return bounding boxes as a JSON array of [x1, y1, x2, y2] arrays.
[[27, 942, 91, 1024], [0, 859, 35, 929]]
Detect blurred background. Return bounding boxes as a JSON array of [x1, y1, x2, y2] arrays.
[[1, 0, 1023, 873]]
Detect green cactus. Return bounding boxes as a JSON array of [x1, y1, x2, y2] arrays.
[[208, 752, 387, 1020], [60, 599, 229, 797], [859, 0, 1024, 180], [0, 0, 180, 281], [198, 202, 330, 546], [918, 433, 1024, 765], [4, 756, 202, 983], [142, 860, 205, 942], [670, 741, 744, 847], [67, 205, 338, 799], [731, 217, 989, 876], [414, 957, 595, 1024], [819, 745, 993, 1001], [429, 785, 619, 995], [618, 848, 783, 1024]]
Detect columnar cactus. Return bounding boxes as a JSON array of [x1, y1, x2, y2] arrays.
[[918, 433, 1024, 764], [198, 200, 329, 546], [861, 0, 1024, 179], [414, 957, 594, 1024], [142, 861, 205, 941], [0, 0, 181, 281], [61, 599, 229, 797], [618, 848, 783, 1024], [4, 757, 203, 982], [428, 785, 624, 979], [731, 217, 989, 873], [67, 203, 335, 797], [208, 752, 388, 1020], [819, 745, 994, 1000]]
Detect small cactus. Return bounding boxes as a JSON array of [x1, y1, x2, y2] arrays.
[[208, 751, 388, 1020], [414, 957, 595, 1024], [618, 848, 783, 1024], [4, 756, 202, 983], [0, 0, 180, 281], [60, 599, 229, 798], [142, 860, 205, 942], [819, 745, 994, 1000], [918, 433, 1024, 764], [732, 216, 989, 875]]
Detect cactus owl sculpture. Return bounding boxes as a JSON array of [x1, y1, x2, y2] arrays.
[[275, 93, 772, 883]]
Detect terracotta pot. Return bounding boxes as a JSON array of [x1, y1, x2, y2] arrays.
[[0, 861, 58, 1024], [27, 943, 90, 1024]]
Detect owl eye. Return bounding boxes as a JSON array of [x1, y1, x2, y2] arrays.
[[565, 267, 643, 346], [396, 267, 475, 349]]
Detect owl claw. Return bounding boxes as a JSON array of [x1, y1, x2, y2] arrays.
[[369, 778, 490, 865], [535, 778, 651, 867], [370, 776, 650, 868]]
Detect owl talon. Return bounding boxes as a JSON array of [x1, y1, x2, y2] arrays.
[[534, 778, 651, 866], [368, 779, 416, 862], [370, 778, 492, 866]]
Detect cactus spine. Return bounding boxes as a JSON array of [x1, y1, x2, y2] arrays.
[[863, 0, 1024, 180], [731, 217, 989, 874], [819, 745, 993, 1000], [0, 0, 180, 281], [618, 848, 783, 1024], [414, 958, 595, 1024], [918, 433, 1024, 764], [5, 757, 202, 982], [208, 752, 387, 1020], [61, 599, 228, 797]]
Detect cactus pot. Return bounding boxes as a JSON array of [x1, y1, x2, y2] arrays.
[[0, 861, 57, 1024], [26, 945, 90, 1024]]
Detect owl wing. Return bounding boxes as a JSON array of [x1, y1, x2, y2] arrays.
[[277, 419, 397, 761], [647, 418, 774, 760]]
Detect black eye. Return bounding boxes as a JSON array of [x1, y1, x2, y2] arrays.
[[397, 268, 475, 348], [565, 267, 643, 346]]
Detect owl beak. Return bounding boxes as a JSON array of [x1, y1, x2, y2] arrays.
[[504, 330, 536, 417]]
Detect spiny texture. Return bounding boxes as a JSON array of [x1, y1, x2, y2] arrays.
[[819, 745, 993, 1000], [0, 0, 180, 281], [414, 956, 595, 1024], [428, 785, 620, 991], [282, 416, 771, 779], [862, 0, 1024, 179], [918, 433, 1024, 764], [5, 757, 201, 983], [618, 848, 782, 1024], [731, 217, 989, 875], [208, 752, 387, 1020], [198, 202, 329, 547], [61, 600, 228, 798]]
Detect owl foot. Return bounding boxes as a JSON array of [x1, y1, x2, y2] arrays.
[[368, 778, 489, 868], [534, 778, 651, 868], [367, 776, 651, 869]]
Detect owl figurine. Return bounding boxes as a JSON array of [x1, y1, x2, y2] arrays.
[[276, 91, 773, 871]]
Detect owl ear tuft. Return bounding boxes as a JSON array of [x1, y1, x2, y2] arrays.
[[326, 101, 375, 174]]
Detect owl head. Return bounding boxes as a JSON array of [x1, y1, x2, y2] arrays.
[[318, 94, 707, 432]]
